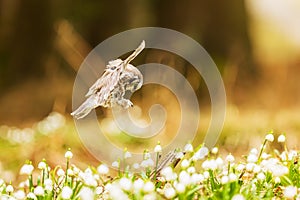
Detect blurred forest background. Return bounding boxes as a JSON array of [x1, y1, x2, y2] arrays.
[[0, 0, 300, 180]]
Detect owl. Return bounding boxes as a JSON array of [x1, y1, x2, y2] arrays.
[[71, 40, 145, 119]]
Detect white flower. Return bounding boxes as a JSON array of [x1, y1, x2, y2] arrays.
[[174, 182, 185, 193], [64, 150, 73, 159], [202, 159, 217, 170], [164, 187, 176, 199], [79, 187, 94, 200], [143, 181, 155, 193], [187, 166, 196, 174], [253, 165, 261, 173], [37, 161, 47, 170], [95, 186, 103, 195], [229, 173, 237, 182], [57, 168, 65, 176], [191, 173, 204, 184], [278, 134, 286, 143], [27, 192, 37, 200], [161, 167, 177, 181], [232, 194, 245, 200], [250, 148, 258, 155], [132, 163, 140, 169], [141, 159, 154, 168], [154, 144, 162, 153], [265, 133, 274, 142], [143, 193, 156, 200], [34, 186, 44, 196], [283, 186, 297, 199], [20, 164, 34, 175], [119, 177, 132, 191], [61, 186, 73, 199], [124, 151, 132, 159], [246, 163, 255, 172], [79, 169, 97, 187], [221, 175, 229, 184], [203, 171, 210, 179], [236, 164, 245, 172], [112, 161, 120, 168], [192, 146, 209, 161], [67, 168, 74, 176], [180, 159, 190, 169], [14, 190, 26, 199], [274, 177, 281, 184], [247, 154, 258, 163], [97, 164, 109, 175], [6, 185, 14, 193], [257, 172, 266, 180], [225, 154, 235, 163], [211, 147, 218, 154], [179, 171, 191, 185], [44, 179, 53, 191], [216, 157, 224, 167], [144, 151, 151, 160], [184, 143, 193, 152], [133, 178, 144, 192]]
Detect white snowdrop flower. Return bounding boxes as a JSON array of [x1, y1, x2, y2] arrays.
[[57, 168, 65, 176], [79, 187, 94, 200], [161, 167, 173, 178], [272, 165, 289, 177], [64, 150, 73, 159], [61, 186, 73, 199], [277, 134, 286, 143], [133, 178, 144, 192], [164, 187, 176, 199], [72, 165, 81, 175], [250, 148, 258, 155], [141, 159, 154, 168], [232, 194, 245, 200], [216, 157, 224, 167], [67, 168, 74, 176], [34, 186, 44, 196], [79, 170, 97, 187], [283, 186, 297, 199], [175, 152, 184, 159], [154, 144, 162, 153], [37, 161, 47, 170], [144, 151, 151, 160], [253, 165, 261, 173], [179, 170, 191, 186], [221, 175, 229, 184], [132, 163, 140, 169], [181, 159, 190, 169], [236, 164, 245, 172], [97, 164, 109, 175], [143, 181, 155, 193], [265, 133, 274, 142], [184, 143, 193, 153], [143, 193, 156, 200], [280, 152, 287, 161], [261, 153, 270, 159], [20, 164, 34, 175], [187, 166, 196, 174], [274, 177, 281, 184], [288, 150, 298, 161], [229, 173, 237, 182], [225, 154, 235, 163], [192, 146, 209, 161], [203, 171, 210, 179], [6, 185, 14, 193], [44, 179, 53, 191], [257, 172, 266, 181], [202, 160, 217, 170], [112, 161, 120, 168], [27, 192, 37, 200], [95, 186, 103, 195], [124, 151, 132, 159], [247, 154, 258, 163], [174, 182, 185, 193], [191, 173, 204, 184], [14, 190, 26, 199], [211, 147, 219, 154], [246, 163, 255, 172], [119, 177, 132, 191]]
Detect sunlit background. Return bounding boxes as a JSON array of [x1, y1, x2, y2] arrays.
[[0, 0, 299, 182]]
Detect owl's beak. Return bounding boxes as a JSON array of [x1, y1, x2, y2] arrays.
[[123, 40, 145, 68]]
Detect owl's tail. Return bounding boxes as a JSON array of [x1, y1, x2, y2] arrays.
[[71, 95, 98, 119]]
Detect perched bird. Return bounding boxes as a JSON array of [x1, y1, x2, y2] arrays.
[[71, 40, 145, 119]]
